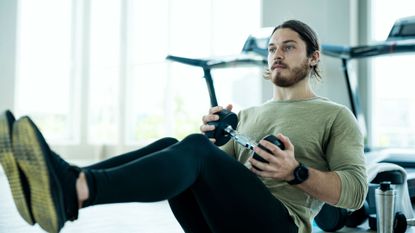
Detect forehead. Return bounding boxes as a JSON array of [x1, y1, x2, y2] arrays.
[[268, 28, 304, 46]]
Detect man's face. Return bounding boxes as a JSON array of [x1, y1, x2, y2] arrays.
[[267, 28, 311, 87]]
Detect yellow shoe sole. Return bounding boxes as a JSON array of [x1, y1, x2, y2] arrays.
[[0, 111, 35, 225], [13, 117, 65, 233]]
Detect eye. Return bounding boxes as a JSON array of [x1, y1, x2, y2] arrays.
[[268, 47, 276, 53], [284, 45, 295, 52]]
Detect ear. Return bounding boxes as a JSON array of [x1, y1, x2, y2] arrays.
[[309, 50, 320, 67]]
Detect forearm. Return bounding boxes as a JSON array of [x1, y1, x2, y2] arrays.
[[295, 167, 341, 205]]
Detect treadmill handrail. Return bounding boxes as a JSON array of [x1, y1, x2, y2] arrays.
[[322, 39, 415, 60], [166, 54, 267, 69], [166, 53, 267, 108]]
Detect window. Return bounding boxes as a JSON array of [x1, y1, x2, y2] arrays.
[[15, 0, 261, 156], [369, 1, 415, 148], [15, 0, 75, 143]]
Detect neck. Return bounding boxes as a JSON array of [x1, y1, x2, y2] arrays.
[[272, 78, 316, 101]]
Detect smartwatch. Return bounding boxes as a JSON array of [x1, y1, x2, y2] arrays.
[[287, 163, 309, 185]]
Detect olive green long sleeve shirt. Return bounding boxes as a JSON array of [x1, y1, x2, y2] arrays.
[[221, 97, 368, 233]]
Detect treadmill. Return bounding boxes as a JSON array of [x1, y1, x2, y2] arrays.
[[321, 16, 415, 198], [166, 17, 415, 197]]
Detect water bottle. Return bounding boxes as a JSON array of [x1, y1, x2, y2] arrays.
[[375, 181, 396, 233]]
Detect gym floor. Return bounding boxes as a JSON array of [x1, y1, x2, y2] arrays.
[[1, 166, 414, 233]]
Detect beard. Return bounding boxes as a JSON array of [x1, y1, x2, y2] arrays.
[[270, 59, 309, 87]]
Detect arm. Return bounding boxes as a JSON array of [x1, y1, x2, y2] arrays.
[[250, 106, 368, 209], [296, 167, 341, 205], [250, 119, 367, 210], [249, 134, 341, 205]]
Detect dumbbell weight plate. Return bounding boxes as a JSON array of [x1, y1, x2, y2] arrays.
[[394, 212, 407, 233], [344, 201, 369, 227], [314, 204, 349, 232], [252, 134, 285, 163], [205, 109, 238, 146], [368, 214, 377, 230]]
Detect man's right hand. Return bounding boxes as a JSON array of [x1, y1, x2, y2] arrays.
[[200, 104, 233, 143]]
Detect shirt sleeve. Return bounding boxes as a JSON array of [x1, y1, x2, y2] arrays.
[[326, 107, 368, 210]]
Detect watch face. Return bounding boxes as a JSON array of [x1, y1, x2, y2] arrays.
[[297, 165, 309, 181], [288, 163, 309, 185]]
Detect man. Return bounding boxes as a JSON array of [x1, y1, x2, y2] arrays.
[[0, 19, 367, 233], [202, 19, 368, 232]]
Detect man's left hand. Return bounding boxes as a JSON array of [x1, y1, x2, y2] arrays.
[[249, 134, 299, 181]]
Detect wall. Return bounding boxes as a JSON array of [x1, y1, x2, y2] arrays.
[[0, 0, 17, 112]]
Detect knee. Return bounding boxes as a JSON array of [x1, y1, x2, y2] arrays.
[[181, 134, 212, 147], [179, 134, 217, 160], [159, 137, 179, 147]]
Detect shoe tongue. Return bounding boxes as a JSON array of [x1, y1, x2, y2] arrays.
[[64, 166, 81, 221], [51, 151, 81, 221]]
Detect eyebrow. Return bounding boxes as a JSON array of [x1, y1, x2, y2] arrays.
[[268, 40, 298, 47]]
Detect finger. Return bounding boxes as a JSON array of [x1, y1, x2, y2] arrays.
[[225, 104, 233, 112], [209, 138, 216, 143], [252, 146, 269, 162], [250, 166, 274, 178], [202, 114, 220, 124], [277, 133, 294, 151], [258, 139, 282, 157], [249, 157, 267, 171], [200, 124, 215, 133], [249, 157, 276, 172], [250, 165, 262, 176], [253, 143, 278, 163], [209, 106, 223, 114]]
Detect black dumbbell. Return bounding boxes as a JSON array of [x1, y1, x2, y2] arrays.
[[204, 110, 285, 172], [204, 109, 238, 146], [205, 110, 285, 155], [394, 212, 415, 233], [252, 134, 285, 162], [314, 202, 369, 232]]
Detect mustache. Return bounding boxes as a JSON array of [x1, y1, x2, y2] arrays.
[[271, 61, 288, 70]]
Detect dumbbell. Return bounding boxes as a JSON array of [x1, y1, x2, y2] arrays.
[[394, 212, 415, 233], [223, 125, 284, 160], [314, 202, 369, 232], [205, 109, 284, 157], [204, 109, 238, 146]]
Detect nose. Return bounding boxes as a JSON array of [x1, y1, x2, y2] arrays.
[[272, 47, 284, 61]]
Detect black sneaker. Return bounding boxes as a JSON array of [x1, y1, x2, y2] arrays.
[[0, 110, 35, 225], [13, 116, 80, 233]]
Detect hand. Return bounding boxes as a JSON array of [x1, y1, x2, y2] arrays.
[[200, 104, 233, 143], [249, 134, 299, 181]]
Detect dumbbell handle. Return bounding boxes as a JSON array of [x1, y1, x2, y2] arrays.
[[224, 125, 258, 150], [224, 126, 285, 153], [408, 218, 415, 226], [224, 125, 285, 169]]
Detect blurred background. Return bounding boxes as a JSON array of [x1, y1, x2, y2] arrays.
[[1, 0, 414, 160]]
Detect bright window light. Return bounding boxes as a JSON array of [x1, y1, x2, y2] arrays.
[[15, 0, 262, 150], [370, 0, 415, 148], [15, 0, 74, 143]]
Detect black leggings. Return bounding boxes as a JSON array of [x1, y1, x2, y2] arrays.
[[82, 134, 298, 233]]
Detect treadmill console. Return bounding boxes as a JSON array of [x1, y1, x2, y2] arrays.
[[387, 16, 415, 40]]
